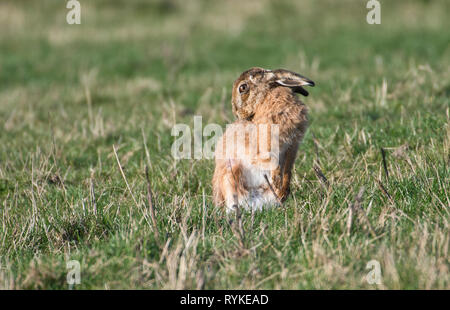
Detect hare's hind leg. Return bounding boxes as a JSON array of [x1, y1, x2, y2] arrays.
[[213, 160, 248, 213]]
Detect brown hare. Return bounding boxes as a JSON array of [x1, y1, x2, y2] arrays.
[[212, 67, 315, 212]]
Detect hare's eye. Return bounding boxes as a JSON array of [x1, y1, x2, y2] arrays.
[[239, 83, 248, 94]]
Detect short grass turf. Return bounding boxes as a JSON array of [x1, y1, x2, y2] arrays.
[[0, 0, 449, 289]]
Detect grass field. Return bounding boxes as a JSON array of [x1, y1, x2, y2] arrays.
[[0, 0, 449, 289]]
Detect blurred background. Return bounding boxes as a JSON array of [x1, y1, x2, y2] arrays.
[[1, 0, 448, 126], [1, 0, 448, 186]]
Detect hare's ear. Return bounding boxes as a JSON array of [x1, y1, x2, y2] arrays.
[[272, 69, 315, 96]]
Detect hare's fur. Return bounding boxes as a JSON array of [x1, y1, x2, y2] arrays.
[[212, 67, 314, 212]]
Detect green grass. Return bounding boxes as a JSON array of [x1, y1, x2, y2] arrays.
[[0, 0, 449, 289]]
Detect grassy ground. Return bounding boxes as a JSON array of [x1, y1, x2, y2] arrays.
[[0, 0, 449, 289]]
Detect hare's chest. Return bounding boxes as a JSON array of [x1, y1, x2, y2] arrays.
[[240, 142, 287, 187], [241, 160, 271, 188], [239, 161, 278, 210]]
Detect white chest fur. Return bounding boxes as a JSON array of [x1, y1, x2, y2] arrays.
[[227, 159, 280, 213]]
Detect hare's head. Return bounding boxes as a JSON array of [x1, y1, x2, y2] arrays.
[[231, 67, 315, 120]]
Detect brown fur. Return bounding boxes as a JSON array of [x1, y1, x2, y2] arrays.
[[213, 67, 314, 211]]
